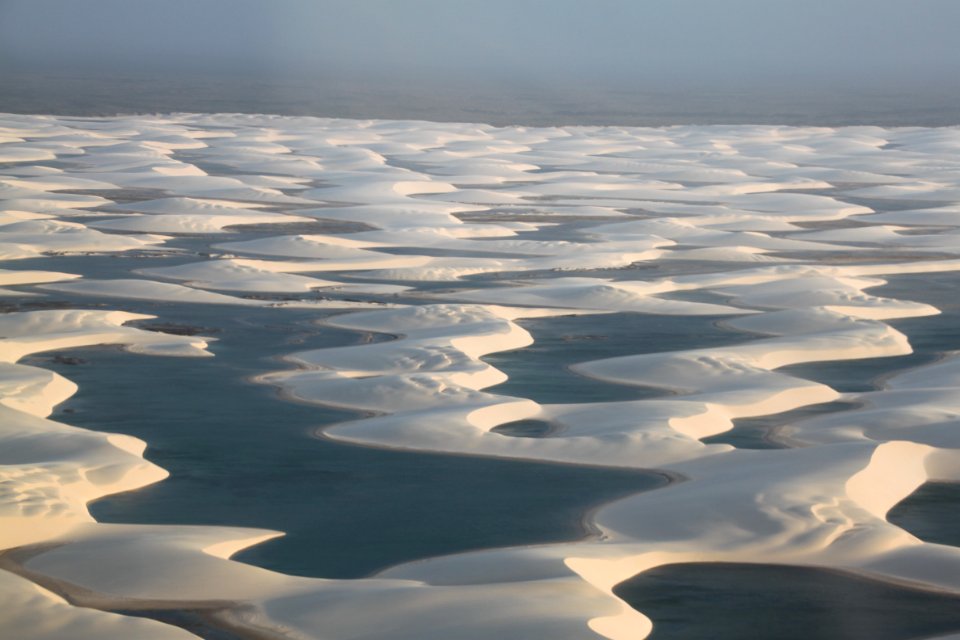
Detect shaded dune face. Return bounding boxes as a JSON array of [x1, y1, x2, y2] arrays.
[[1, 114, 960, 640]]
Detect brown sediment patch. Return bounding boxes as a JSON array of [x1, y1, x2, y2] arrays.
[[62, 188, 171, 204], [457, 212, 626, 223], [490, 418, 561, 438], [790, 218, 875, 230], [0, 299, 82, 314], [776, 250, 960, 264], [0, 545, 278, 640], [0, 543, 230, 612], [136, 322, 221, 336], [224, 219, 375, 235]]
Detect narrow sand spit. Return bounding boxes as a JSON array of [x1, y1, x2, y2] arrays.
[[2, 114, 960, 639]]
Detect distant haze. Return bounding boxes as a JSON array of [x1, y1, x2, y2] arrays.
[[1, 0, 959, 124]]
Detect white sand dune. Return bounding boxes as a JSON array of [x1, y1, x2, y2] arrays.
[[215, 233, 388, 259], [138, 258, 342, 293], [100, 196, 275, 214], [442, 276, 751, 314], [0, 219, 166, 258], [3, 113, 960, 640]]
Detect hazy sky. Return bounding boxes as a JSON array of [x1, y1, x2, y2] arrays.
[[2, 0, 959, 88]]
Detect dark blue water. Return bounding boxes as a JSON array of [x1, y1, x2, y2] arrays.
[[491, 419, 556, 438], [701, 401, 859, 450], [781, 271, 960, 394], [484, 312, 750, 404], [702, 271, 960, 451], [8, 167, 960, 639], [889, 483, 960, 548], [615, 563, 960, 640], [781, 350, 941, 394], [25, 285, 663, 580]]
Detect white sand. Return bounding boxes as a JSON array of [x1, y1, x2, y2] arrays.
[[3, 113, 960, 640]]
